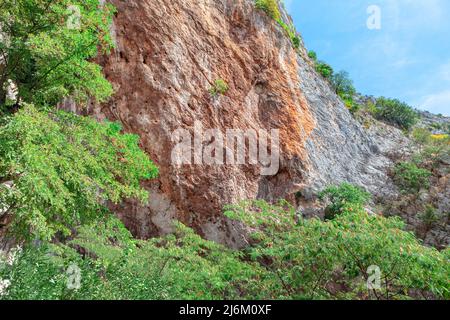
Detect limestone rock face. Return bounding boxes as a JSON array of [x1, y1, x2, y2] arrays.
[[88, 0, 399, 246]]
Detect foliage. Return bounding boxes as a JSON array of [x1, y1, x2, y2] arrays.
[[410, 126, 449, 169], [254, 1, 301, 49], [276, 19, 301, 49], [2, 202, 449, 300], [0, 215, 271, 300], [418, 205, 440, 230], [393, 162, 432, 194], [0, 0, 115, 108], [431, 134, 449, 141], [331, 71, 356, 97], [307, 51, 334, 79], [412, 127, 432, 145], [209, 79, 229, 97], [319, 183, 371, 220], [225, 200, 450, 299], [255, 0, 281, 21], [373, 97, 418, 130], [0, 105, 158, 241], [315, 62, 334, 79], [308, 50, 317, 61], [342, 96, 361, 114]]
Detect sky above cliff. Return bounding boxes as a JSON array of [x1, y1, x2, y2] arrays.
[[285, 0, 450, 115]]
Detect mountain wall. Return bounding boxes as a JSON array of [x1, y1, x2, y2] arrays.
[[84, 0, 403, 246]]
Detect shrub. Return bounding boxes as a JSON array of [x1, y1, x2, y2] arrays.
[[393, 162, 432, 193], [0, 215, 271, 300], [276, 19, 301, 49], [373, 97, 418, 130], [315, 62, 334, 79], [341, 95, 361, 114], [412, 127, 432, 145], [319, 183, 371, 220], [291, 36, 301, 49], [255, 0, 281, 21], [225, 200, 450, 299], [431, 134, 449, 141], [419, 205, 440, 230], [209, 79, 229, 97], [331, 71, 356, 97], [3, 203, 449, 300], [308, 50, 318, 62]]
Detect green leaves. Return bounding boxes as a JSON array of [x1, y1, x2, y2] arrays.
[[393, 162, 432, 194], [2, 202, 449, 300], [319, 183, 371, 220], [0, 105, 158, 241], [0, 0, 115, 107], [1, 216, 271, 300], [255, 0, 281, 21], [373, 97, 418, 130], [209, 79, 229, 97], [225, 199, 449, 299]]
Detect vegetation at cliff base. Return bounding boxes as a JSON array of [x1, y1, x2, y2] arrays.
[[1, 197, 449, 300]]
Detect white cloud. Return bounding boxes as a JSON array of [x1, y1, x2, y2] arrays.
[[383, 0, 446, 30], [418, 90, 450, 115]]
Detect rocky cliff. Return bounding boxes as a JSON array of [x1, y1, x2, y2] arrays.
[[84, 0, 404, 246]]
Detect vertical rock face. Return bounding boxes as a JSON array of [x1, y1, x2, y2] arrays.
[[89, 0, 398, 246]]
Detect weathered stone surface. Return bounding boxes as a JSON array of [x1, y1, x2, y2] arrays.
[[85, 0, 404, 246]]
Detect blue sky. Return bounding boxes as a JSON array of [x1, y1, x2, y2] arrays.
[[284, 0, 450, 115]]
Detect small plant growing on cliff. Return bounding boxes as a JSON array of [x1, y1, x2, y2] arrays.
[[419, 205, 440, 231], [319, 183, 371, 220], [254, 1, 301, 50], [209, 79, 229, 97], [255, 0, 281, 21], [393, 162, 432, 194], [315, 62, 334, 79], [308, 50, 318, 61]]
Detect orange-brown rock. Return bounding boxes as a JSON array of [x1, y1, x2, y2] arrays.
[[86, 0, 398, 246]]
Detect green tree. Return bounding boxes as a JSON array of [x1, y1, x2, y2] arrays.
[[0, 105, 158, 241], [331, 70, 356, 97], [0, 0, 115, 108], [0, 0, 158, 242], [374, 97, 418, 130]]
